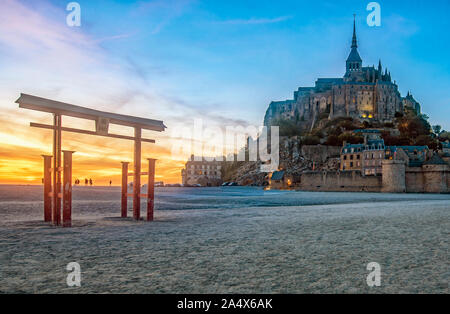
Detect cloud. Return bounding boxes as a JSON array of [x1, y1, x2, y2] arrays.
[[132, 0, 195, 34], [216, 16, 292, 25], [0, 0, 100, 67], [92, 33, 136, 44]]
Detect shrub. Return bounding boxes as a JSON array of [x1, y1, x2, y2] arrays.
[[325, 135, 341, 146], [302, 135, 321, 145], [338, 133, 364, 144]]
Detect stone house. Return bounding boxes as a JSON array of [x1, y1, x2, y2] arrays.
[[269, 170, 294, 190], [181, 155, 222, 187]]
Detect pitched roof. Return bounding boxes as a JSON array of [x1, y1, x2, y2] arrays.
[[388, 146, 429, 153], [424, 154, 447, 165], [271, 171, 285, 181], [346, 47, 362, 63], [367, 139, 385, 147]]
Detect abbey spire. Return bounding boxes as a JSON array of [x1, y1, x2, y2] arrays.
[[351, 14, 358, 48], [346, 15, 362, 74]]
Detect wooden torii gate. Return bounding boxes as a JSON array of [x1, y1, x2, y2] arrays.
[[16, 93, 166, 227]]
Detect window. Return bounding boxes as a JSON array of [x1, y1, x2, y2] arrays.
[[350, 162, 354, 167], [357, 155, 360, 160], [350, 155, 354, 160], [344, 155, 347, 160]]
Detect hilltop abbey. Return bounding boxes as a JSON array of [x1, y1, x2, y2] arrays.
[[264, 18, 421, 129]]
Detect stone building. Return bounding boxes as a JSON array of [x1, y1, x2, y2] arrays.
[[441, 141, 450, 156], [402, 91, 421, 114], [340, 130, 385, 175], [385, 145, 430, 167], [264, 18, 420, 130], [339, 128, 431, 176], [181, 155, 222, 187], [381, 160, 406, 193], [340, 143, 364, 172]]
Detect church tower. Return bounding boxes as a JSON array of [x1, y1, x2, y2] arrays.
[[345, 16, 362, 75]]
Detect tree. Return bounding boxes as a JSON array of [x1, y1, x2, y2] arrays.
[[438, 131, 450, 141], [432, 125, 442, 136], [325, 134, 341, 146], [338, 133, 364, 144], [398, 114, 431, 139]]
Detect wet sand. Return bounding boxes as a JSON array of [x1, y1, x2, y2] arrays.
[[0, 185, 448, 293]]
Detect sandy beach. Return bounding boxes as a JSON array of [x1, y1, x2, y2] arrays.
[[0, 185, 448, 293]]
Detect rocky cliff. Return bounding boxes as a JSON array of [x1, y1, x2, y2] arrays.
[[223, 137, 341, 186]]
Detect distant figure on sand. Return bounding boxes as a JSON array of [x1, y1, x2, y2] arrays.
[[109, 180, 112, 186], [89, 178, 93, 186], [85, 178, 88, 186]]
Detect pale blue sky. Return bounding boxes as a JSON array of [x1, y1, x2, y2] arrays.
[[2, 0, 450, 129]]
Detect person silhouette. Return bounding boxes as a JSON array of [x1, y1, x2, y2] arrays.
[[89, 178, 93, 186], [109, 180, 112, 186], [85, 178, 88, 185]]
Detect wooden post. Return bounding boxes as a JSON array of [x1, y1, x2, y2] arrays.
[[52, 114, 62, 226], [133, 127, 142, 220], [42, 155, 52, 222], [121, 162, 129, 218], [147, 159, 156, 221], [63, 151, 75, 227]]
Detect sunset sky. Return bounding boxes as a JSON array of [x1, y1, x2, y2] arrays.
[[1, 0, 449, 184]]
